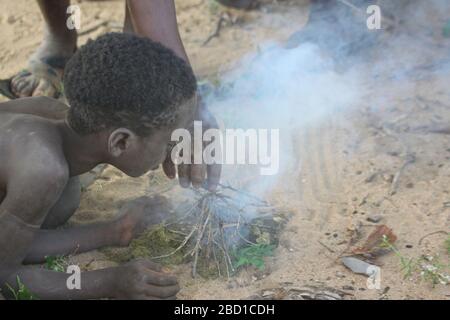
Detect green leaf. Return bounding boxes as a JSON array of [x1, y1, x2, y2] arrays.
[[232, 244, 275, 271], [6, 276, 37, 300], [44, 255, 67, 273]]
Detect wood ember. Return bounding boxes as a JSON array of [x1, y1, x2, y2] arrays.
[[351, 225, 397, 256]]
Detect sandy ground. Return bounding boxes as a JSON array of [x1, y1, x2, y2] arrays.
[[0, 0, 449, 300]]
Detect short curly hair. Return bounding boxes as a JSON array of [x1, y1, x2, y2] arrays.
[[64, 32, 197, 136]]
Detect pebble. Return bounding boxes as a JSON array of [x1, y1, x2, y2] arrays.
[[7, 15, 16, 24], [406, 182, 414, 189], [341, 257, 378, 276], [342, 285, 355, 291], [367, 214, 382, 223], [262, 290, 275, 297]]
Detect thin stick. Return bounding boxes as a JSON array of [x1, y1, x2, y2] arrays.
[[418, 230, 448, 245], [378, 125, 416, 196], [237, 232, 257, 246], [212, 242, 221, 277], [166, 229, 188, 236], [78, 21, 122, 36], [219, 222, 235, 274], [202, 15, 226, 46], [218, 183, 270, 206], [191, 210, 211, 277], [151, 226, 197, 259], [389, 153, 416, 196], [318, 241, 336, 253], [213, 239, 230, 278]]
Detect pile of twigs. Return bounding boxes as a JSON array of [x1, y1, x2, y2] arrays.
[[152, 184, 274, 278]]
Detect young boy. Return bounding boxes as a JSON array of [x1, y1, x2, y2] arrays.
[[0, 32, 197, 299]]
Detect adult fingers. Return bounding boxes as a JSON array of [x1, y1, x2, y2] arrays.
[[177, 163, 191, 188], [162, 152, 176, 179], [206, 163, 221, 191], [190, 163, 206, 188]]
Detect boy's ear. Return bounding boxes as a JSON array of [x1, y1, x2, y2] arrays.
[[108, 128, 137, 157]]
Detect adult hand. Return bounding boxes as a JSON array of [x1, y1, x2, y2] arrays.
[[162, 96, 222, 191]]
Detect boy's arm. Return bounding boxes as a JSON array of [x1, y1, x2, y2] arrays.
[[0, 157, 178, 299], [0, 150, 70, 266]]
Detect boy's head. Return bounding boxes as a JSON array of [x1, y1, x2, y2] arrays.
[[64, 32, 197, 177]]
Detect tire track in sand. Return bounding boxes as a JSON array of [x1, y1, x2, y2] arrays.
[[295, 116, 347, 229]]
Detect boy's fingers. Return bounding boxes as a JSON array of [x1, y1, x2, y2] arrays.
[[145, 273, 179, 287], [143, 284, 180, 299], [140, 259, 163, 272], [207, 163, 221, 191]]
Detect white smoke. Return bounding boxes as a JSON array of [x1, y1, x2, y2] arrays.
[[204, 41, 364, 196], [201, 0, 450, 198]]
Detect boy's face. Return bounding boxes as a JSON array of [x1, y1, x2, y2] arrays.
[[118, 128, 173, 177], [109, 96, 197, 177]]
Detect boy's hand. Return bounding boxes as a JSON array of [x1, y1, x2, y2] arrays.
[[162, 98, 222, 191], [116, 196, 170, 246], [114, 259, 179, 300]]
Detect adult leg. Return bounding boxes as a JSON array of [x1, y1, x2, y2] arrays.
[[125, 0, 190, 63], [123, 2, 134, 34], [286, 0, 378, 66]]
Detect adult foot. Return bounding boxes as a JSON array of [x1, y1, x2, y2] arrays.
[[10, 30, 76, 98]]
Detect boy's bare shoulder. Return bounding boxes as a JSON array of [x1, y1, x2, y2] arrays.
[[0, 96, 68, 119], [0, 114, 69, 223], [0, 98, 70, 192], [0, 112, 69, 185]]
